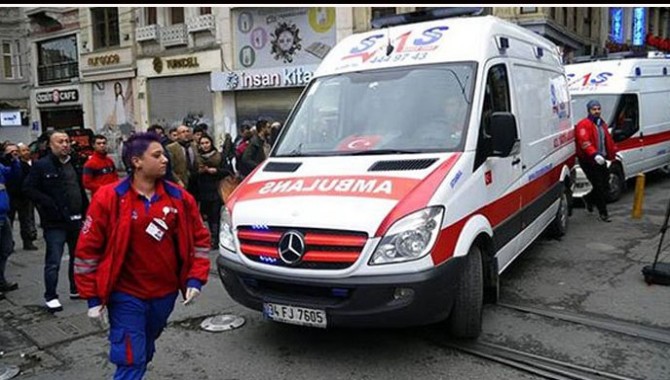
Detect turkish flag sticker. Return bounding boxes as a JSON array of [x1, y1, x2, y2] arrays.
[[336, 135, 382, 151], [485, 170, 492, 185]]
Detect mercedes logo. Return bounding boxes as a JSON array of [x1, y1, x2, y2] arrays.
[[277, 230, 306, 265]]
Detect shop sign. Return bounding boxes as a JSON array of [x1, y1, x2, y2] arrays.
[[1, 111, 21, 126], [36, 89, 79, 104], [87, 53, 121, 66], [166, 57, 200, 69], [211, 65, 316, 91]]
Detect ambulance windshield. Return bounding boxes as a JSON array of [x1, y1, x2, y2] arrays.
[[274, 63, 476, 157]]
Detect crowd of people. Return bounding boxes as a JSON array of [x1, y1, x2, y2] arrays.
[[0, 116, 282, 379]]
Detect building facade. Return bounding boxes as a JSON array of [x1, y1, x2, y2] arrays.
[[0, 7, 31, 143]]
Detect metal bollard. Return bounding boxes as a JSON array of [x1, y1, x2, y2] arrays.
[[632, 173, 645, 219]]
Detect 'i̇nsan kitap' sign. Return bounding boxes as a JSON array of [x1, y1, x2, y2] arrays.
[[211, 64, 317, 91]]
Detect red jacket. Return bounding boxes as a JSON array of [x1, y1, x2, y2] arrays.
[[82, 152, 119, 195], [74, 177, 211, 305], [575, 116, 617, 165]]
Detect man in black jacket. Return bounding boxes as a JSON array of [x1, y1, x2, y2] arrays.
[[23, 131, 89, 312], [239, 119, 271, 178], [6, 143, 38, 250]]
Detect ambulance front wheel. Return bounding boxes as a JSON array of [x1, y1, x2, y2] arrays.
[[547, 186, 570, 238], [446, 244, 483, 339], [606, 165, 625, 202]]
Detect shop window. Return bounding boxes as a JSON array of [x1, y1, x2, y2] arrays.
[[145, 7, 157, 25], [92, 7, 120, 49], [37, 35, 79, 85], [170, 7, 184, 25], [200, 7, 211, 15], [475, 63, 511, 168], [2, 40, 21, 79], [371, 7, 396, 21]]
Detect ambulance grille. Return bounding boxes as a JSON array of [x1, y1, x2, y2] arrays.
[[263, 161, 302, 172], [368, 158, 438, 171], [237, 226, 368, 270]]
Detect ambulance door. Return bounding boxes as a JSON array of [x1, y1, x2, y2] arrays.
[[610, 94, 642, 175], [474, 62, 522, 266]]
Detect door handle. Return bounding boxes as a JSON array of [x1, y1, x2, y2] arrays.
[[512, 158, 521, 166]]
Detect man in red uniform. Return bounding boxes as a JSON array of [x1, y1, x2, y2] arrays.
[[575, 99, 617, 222], [74, 133, 211, 379], [82, 134, 119, 196]]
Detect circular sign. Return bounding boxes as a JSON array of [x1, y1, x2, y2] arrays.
[[250, 27, 268, 50], [238, 11, 253, 34], [239, 45, 256, 68], [308, 7, 335, 33]]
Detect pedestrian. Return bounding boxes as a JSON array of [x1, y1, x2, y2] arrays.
[[23, 130, 89, 312], [575, 99, 617, 222], [74, 132, 211, 379], [239, 119, 271, 178], [0, 146, 21, 298], [7, 143, 38, 250], [166, 125, 200, 190], [196, 134, 233, 248], [82, 134, 120, 196]]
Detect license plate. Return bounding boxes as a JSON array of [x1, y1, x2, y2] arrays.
[[263, 303, 327, 328]]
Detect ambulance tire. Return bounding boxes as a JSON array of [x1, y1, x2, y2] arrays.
[[547, 187, 569, 238], [606, 166, 624, 203], [446, 245, 483, 339]]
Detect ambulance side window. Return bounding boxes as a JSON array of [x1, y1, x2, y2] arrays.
[[475, 64, 511, 169], [610, 94, 639, 142]]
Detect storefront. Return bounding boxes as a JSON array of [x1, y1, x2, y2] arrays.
[[79, 46, 136, 163], [34, 86, 83, 132], [137, 49, 221, 133], [211, 7, 336, 138]]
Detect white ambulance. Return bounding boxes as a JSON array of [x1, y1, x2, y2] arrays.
[[217, 12, 575, 339], [567, 55, 670, 201]]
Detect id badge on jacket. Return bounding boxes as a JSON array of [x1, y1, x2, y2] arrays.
[[145, 218, 169, 241]]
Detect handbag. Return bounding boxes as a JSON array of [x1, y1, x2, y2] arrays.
[[218, 175, 241, 203]]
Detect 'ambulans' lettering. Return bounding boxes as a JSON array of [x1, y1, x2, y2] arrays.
[[257, 178, 394, 195]]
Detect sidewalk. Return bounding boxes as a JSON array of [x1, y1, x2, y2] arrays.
[[0, 218, 238, 379]]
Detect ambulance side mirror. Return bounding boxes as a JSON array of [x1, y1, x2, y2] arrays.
[[489, 112, 519, 157]]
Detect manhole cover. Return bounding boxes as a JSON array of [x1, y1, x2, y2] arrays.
[[200, 314, 245, 332], [0, 365, 20, 380]]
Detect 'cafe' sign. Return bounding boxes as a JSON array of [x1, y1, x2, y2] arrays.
[[36, 89, 79, 105]]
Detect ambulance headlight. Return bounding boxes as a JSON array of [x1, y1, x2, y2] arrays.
[[370, 207, 444, 265], [219, 206, 236, 253]]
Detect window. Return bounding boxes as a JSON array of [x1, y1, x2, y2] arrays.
[[145, 7, 157, 25], [550, 7, 556, 20], [91, 7, 119, 49], [562, 7, 568, 26], [584, 8, 592, 37], [2, 40, 22, 79], [476, 63, 511, 168], [200, 7, 211, 15], [37, 35, 78, 85], [170, 7, 184, 24], [520, 7, 537, 14], [611, 94, 640, 142], [573, 8, 578, 31]]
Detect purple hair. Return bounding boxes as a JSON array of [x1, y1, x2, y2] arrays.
[[122, 132, 162, 171]]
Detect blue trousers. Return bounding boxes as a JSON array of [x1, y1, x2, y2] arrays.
[[43, 228, 79, 300], [108, 291, 178, 380]]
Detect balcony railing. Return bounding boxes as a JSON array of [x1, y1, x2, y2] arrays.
[[136, 24, 159, 42], [160, 24, 187, 47], [38, 61, 79, 85], [187, 14, 215, 33]]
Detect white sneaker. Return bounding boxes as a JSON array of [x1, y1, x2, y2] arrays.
[[45, 298, 63, 312]]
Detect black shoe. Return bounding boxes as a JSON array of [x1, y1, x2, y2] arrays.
[[23, 242, 39, 251], [584, 199, 594, 213], [599, 214, 612, 223], [0, 282, 18, 292], [69, 292, 81, 300]]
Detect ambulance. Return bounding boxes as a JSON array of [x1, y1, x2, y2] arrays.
[[567, 55, 670, 201], [217, 11, 575, 339]]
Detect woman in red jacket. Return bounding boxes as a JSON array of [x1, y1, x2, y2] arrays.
[[74, 132, 211, 379]]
